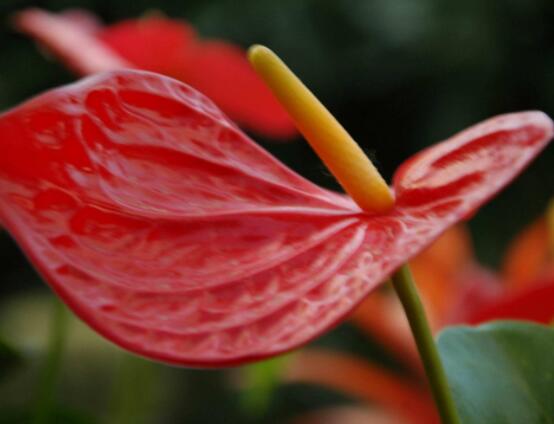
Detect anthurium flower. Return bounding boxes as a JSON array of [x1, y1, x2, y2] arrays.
[[14, 8, 296, 138], [1, 64, 552, 367]]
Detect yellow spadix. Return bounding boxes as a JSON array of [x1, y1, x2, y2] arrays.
[[248, 45, 394, 214]]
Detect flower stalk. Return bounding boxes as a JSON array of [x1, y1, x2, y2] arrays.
[[391, 265, 461, 424]]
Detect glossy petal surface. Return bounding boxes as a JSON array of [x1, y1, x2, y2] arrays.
[[14, 8, 296, 138], [0, 70, 552, 365]]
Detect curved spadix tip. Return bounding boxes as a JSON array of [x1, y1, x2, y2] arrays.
[[247, 44, 269, 63]]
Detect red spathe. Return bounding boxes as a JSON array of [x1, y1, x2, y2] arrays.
[[0, 70, 551, 365]]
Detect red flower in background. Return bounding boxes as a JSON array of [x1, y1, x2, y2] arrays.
[[14, 8, 296, 138], [501, 205, 554, 290], [0, 69, 551, 366], [466, 203, 554, 324]]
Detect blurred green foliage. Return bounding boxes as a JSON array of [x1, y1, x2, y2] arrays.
[[0, 0, 553, 422], [0, 335, 22, 382]]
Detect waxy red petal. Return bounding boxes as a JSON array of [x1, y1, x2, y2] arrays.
[[14, 9, 296, 138], [0, 70, 551, 365]]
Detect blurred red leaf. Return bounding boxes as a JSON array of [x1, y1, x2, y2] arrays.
[[285, 351, 439, 424], [0, 70, 551, 365], [467, 279, 554, 325], [290, 405, 407, 424], [14, 8, 296, 139], [502, 217, 552, 290]]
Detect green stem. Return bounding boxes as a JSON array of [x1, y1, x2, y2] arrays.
[[33, 298, 68, 424], [390, 265, 461, 424], [107, 354, 159, 424]]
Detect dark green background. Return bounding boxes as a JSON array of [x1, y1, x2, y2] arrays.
[[0, 1, 553, 423]]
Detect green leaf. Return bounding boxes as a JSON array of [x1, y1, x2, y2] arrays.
[[438, 321, 554, 424]]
